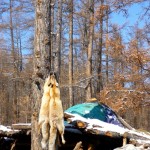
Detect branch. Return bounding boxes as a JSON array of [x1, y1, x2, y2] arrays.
[[73, 141, 83, 150]]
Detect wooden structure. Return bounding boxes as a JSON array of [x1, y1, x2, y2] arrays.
[[0, 121, 150, 150], [0, 124, 31, 150], [0, 102, 150, 150], [63, 113, 150, 150]]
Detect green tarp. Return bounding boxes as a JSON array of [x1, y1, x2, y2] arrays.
[[65, 102, 123, 127]]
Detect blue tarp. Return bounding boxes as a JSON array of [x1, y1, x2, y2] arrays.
[[65, 102, 123, 127]]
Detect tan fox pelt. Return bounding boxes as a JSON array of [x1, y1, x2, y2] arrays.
[[38, 76, 51, 149], [48, 74, 65, 150]]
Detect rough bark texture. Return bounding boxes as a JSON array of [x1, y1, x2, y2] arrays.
[[9, 0, 18, 123], [86, 0, 94, 100], [9, 0, 16, 73], [105, 5, 109, 85], [31, 0, 51, 150], [97, 0, 104, 94], [51, 0, 55, 71], [69, 0, 74, 107], [54, 0, 62, 79]]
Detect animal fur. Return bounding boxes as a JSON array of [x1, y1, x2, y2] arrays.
[[48, 74, 65, 150], [38, 76, 51, 149]]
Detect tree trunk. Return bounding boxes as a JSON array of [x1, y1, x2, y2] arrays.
[[51, 0, 55, 71], [54, 0, 62, 80], [9, 0, 16, 74], [86, 0, 94, 100], [18, 29, 23, 72], [9, 0, 18, 124], [31, 0, 51, 149], [69, 0, 74, 107], [97, 0, 104, 94], [105, 5, 109, 85]]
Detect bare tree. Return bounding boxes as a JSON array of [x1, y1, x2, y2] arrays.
[[0, 0, 150, 133], [31, 0, 51, 149], [105, 4, 109, 85], [9, 0, 20, 123], [96, 0, 104, 94], [86, 0, 94, 100], [54, 0, 62, 79], [69, 0, 74, 106]]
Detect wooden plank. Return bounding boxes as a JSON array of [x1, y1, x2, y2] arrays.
[[12, 124, 31, 130]]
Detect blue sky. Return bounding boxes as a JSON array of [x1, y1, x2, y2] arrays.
[[110, 1, 149, 43], [111, 2, 148, 28], [1, 1, 149, 55]]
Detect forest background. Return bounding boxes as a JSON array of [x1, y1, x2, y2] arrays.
[[0, 0, 149, 131]]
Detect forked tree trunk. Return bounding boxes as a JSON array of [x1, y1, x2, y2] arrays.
[[31, 0, 51, 149]]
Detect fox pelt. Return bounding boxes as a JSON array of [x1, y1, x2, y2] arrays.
[[38, 73, 65, 150], [48, 73, 65, 150], [38, 76, 51, 149]]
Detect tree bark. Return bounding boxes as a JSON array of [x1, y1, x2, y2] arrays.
[[69, 0, 74, 107], [9, 0, 19, 124], [51, 0, 55, 71], [105, 5, 109, 85], [31, 0, 51, 149], [9, 0, 16, 74], [97, 0, 104, 93], [54, 0, 62, 80], [86, 0, 94, 100]]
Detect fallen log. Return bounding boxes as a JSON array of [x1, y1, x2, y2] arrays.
[[86, 128, 121, 138]]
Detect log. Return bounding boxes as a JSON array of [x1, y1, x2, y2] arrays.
[[86, 128, 121, 138], [65, 113, 150, 144], [117, 115, 133, 130], [12, 123, 31, 130], [123, 131, 150, 141], [76, 121, 88, 129], [64, 113, 75, 119], [66, 119, 87, 129]]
